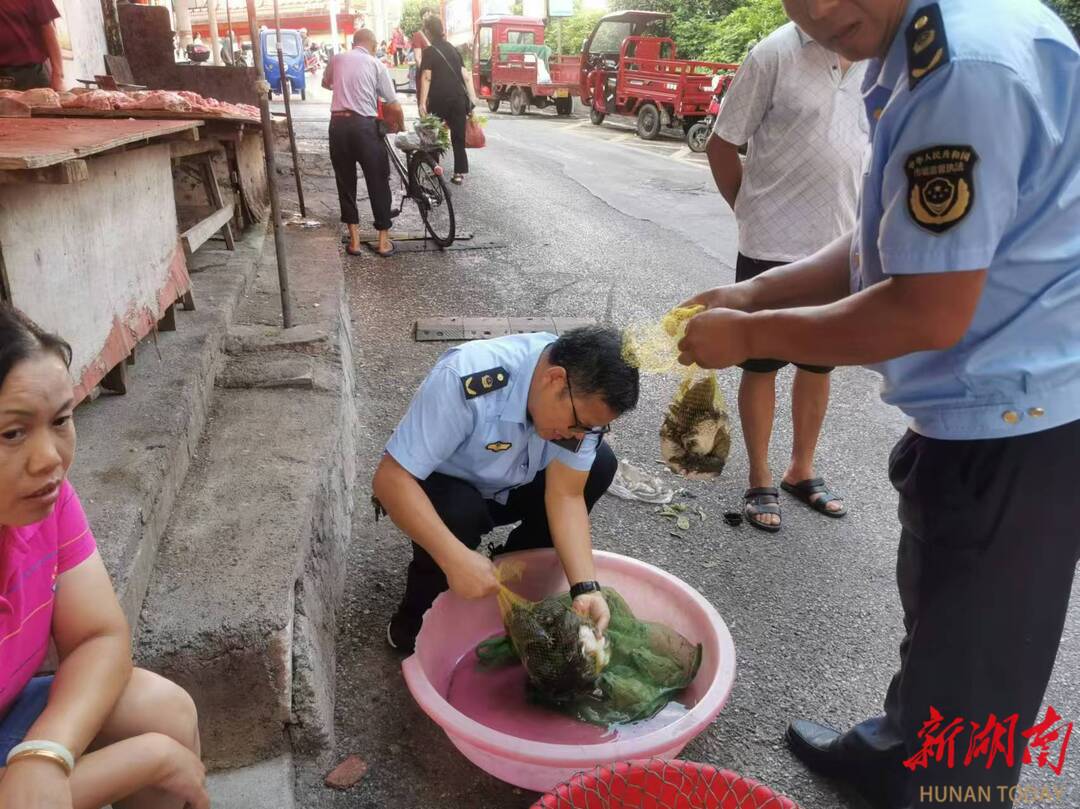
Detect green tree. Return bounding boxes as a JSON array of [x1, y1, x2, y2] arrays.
[[546, 1, 607, 55], [1044, 0, 1080, 39], [399, 0, 434, 37], [701, 0, 787, 63]]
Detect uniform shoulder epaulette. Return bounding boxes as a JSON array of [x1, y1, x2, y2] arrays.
[[461, 366, 509, 399], [906, 3, 950, 91]]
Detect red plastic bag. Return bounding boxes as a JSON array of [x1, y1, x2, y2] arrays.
[[465, 115, 486, 149]]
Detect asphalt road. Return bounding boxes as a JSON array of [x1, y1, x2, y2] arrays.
[[286, 100, 1080, 809]]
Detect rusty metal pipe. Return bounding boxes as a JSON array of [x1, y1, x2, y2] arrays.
[[246, 0, 294, 328], [273, 0, 306, 216]]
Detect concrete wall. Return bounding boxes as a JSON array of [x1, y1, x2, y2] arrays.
[[0, 145, 184, 397], [59, 0, 110, 85]]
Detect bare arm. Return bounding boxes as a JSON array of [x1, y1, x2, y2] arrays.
[[42, 21, 64, 91], [683, 231, 854, 314], [679, 269, 987, 369], [544, 461, 594, 587], [321, 57, 333, 90], [26, 553, 133, 756], [372, 454, 497, 599], [706, 134, 741, 209], [383, 101, 405, 133], [418, 69, 432, 115], [544, 460, 608, 633], [461, 65, 479, 107]]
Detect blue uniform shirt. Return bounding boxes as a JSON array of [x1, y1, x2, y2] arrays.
[[853, 0, 1080, 439], [385, 333, 599, 503]]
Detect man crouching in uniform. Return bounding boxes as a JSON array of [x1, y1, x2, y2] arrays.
[[373, 326, 639, 653]]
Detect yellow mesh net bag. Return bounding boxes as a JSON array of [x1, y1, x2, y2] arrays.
[[623, 306, 730, 479]]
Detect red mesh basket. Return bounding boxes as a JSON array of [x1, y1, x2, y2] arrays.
[[532, 759, 802, 809]]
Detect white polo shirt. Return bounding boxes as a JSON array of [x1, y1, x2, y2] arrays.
[[713, 23, 869, 263]]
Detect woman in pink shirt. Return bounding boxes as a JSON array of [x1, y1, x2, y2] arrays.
[[0, 305, 207, 809]]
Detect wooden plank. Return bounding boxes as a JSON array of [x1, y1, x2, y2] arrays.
[[0, 160, 89, 185], [169, 139, 222, 160], [201, 155, 235, 250], [32, 107, 258, 124], [0, 118, 201, 169], [181, 204, 234, 256]]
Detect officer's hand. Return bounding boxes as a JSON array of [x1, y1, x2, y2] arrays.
[[573, 592, 610, 637], [446, 549, 500, 600], [677, 308, 752, 369], [678, 282, 753, 313]]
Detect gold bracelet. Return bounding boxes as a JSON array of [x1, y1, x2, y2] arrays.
[[6, 748, 73, 775]]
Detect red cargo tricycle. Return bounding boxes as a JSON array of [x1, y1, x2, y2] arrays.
[[473, 15, 581, 117], [579, 11, 737, 147]]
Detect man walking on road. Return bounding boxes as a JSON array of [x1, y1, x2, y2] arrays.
[[680, 0, 1080, 806], [708, 21, 867, 533], [323, 29, 404, 258]]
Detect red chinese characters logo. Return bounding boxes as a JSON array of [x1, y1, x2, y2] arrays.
[[903, 706, 1072, 774]]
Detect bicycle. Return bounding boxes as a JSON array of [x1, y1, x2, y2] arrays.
[[383, 129, 456, 248]]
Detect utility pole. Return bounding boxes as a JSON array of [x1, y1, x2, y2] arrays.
[[208, 0, 222, 65], [329, 0, 341, 53], [174, 0, 193, 48], [246, 0, 295, 328]]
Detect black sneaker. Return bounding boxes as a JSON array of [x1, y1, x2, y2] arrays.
[[386, 609, 421, 654]]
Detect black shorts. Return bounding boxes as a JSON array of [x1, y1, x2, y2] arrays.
[[734, 253, 833, 375]]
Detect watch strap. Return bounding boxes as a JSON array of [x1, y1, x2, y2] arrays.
[[569, 580, 602, 599]]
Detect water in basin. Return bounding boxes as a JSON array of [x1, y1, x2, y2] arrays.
[[446, 640, 693, 745]]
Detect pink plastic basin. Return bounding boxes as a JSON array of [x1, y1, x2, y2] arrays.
[[401, 549, 737, 792]]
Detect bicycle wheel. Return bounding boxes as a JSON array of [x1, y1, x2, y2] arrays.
[[409, 154, 456, 247]]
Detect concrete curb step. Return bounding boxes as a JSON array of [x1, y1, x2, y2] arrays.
[[134, 236, 359, 775], [71, 226, 267, 624]]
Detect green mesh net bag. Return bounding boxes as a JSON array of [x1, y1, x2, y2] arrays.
[[477, 572, 702, 726]]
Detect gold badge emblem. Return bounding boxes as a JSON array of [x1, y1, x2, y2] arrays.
[[905, 146, 977, 234], [906, 4, 950, 90], [460, 366, 510, 399], [486, 441, 512, 453]]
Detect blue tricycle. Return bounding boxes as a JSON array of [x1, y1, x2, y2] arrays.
[[261, 29, 306, 100]]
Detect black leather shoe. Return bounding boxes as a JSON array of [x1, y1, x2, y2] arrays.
[[786, 720, 851, 777], [386, 609, 422, 654], [787, 720, 903, 809]]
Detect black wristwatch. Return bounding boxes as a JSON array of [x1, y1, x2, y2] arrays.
[[570, 580, 602, 599]]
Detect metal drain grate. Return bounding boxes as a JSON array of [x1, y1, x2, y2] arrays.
[[415, 317, 595, 341]]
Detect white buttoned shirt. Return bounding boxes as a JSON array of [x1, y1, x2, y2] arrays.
[[713, 23, 869, 263]]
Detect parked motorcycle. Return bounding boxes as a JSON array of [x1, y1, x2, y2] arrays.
[[686, 73, 731, 153], [185, 42, 211, 64]]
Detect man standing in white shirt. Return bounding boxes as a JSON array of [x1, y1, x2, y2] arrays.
[[708, 22, 867, 533]]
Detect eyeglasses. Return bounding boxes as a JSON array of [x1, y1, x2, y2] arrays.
[[565, 376, 611, 438]]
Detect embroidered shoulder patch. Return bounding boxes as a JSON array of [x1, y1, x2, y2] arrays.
[[905, 145, 978, 234], [461, 367, 509, 399], [906, 3, 950, 90]]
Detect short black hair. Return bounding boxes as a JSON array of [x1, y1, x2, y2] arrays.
[[0, 303, 72, 390], [549, 325, 640, 415]]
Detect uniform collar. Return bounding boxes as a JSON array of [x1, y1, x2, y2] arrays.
[[863, 0, 921, 95], [498, 344, 547, 426]]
